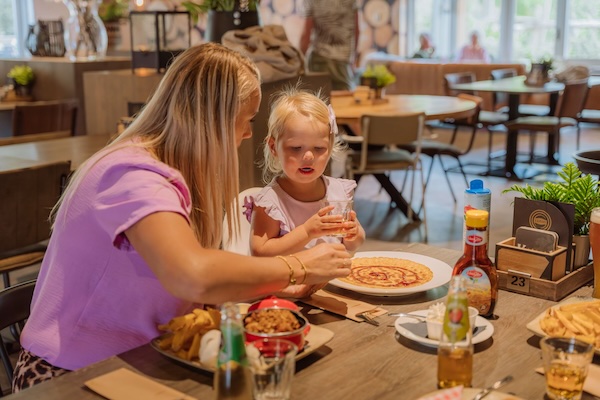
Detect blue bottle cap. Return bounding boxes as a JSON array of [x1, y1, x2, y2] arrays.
[[465, 179, 491, 195]]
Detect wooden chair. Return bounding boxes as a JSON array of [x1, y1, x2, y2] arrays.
[[12, 99, 78, 137], [576, 86, 600, 150], [0, 162, 71, 288], [504, 80, 589, 165], [0, 280, 36, 396], [443, 72, 477, 97], [344, 112, 426, 222]]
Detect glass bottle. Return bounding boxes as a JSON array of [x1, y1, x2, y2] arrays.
[[453, 209, 498, 318], [214, 302, 253, 400], [437, 275, 473, 389], [63, 0, 108, 60]]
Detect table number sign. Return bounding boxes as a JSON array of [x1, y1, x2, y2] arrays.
[[506, 269, 531, 294]]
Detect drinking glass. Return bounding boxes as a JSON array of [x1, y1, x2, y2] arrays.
[[590, 207, 600, 298], [247, 338, 298, 400], [540, 337, 594, 400], [325, 199, 353, 238]]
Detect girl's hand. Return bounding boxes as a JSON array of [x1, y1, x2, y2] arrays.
[[302, 205, 344, 239], [341, 210, 360, 241]]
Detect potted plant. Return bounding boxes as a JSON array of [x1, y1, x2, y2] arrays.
[[99, 0, 127, 50], [360, 64, 396, 99], [182, 0, 261, 43], [502, 162, 600, 267], [7, 65, 35, 98]]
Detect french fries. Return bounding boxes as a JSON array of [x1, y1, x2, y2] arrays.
[[539, 299, 600, 349], [156, 308, 221, 361]]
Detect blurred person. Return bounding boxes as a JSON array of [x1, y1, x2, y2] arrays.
[[299, 0, 360, 90], [457, 30, 491, 63], [12, 43, 351, 393], [412, 32, 435, 59]]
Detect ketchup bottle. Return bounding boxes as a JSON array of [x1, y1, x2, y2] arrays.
[[452, 209, 498, 318]]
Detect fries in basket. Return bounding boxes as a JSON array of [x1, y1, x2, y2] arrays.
[[156, 308, 221, 361], [539, 299, 600, 349]]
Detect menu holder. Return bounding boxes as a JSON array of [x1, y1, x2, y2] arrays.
[[495, 237, 567, 281]]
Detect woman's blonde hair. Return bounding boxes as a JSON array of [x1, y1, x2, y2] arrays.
[[52, 43, 261, 249], [261, 87, 345, 183]]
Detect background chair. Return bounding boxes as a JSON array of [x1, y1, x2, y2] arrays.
[[443, 72, 477, 97], [0, 279, 36, 396], [11, 99, 78, 138], [344, 112, 426, 222], [0, 162, 71, 288], [504, 79, 589, 166], [222, 187, 263, 255], [576, 86, 600, 149]]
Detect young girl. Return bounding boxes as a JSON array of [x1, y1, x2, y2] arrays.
[[251, 88, 365, 262]]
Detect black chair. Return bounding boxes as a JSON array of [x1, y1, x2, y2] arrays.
[[0, 280, 36, 396]]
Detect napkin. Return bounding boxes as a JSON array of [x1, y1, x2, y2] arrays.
[[417, 385, 463, 400], [300, 290, 388, 322], [85, 368, 195, 400], [535, 363, 600, 397]]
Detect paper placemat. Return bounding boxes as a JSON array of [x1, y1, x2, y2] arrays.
[[535, 363, 600, 397], [301, 289, 387, 322], [85, 368, 195, 400]]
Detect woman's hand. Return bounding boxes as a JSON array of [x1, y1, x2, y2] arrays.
[[275, 282, 328, 299], [293, 242, 351, 285]]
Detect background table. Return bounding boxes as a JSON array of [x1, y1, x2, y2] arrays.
[[449, 76, 565, 179], [331, 94, 477, 219], [5, 242, 594, 399]]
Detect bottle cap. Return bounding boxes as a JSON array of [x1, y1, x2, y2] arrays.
[[465, 209, 489, 228], [465, 179, 491, 195]]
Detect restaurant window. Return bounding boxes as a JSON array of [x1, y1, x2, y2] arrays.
[[455, 0, 502, 61], [512, 0, 558, 63], [565, 0, 600, 60], [0, 0, 34, 58]]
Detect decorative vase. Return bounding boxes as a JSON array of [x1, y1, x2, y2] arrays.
[[205, 10, 260, 43], [63, 0, 108, 60], [375, 87, 386, 99]]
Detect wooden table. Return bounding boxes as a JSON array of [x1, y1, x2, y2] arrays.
[[0, 134, 112, 172], [449, 76, 565, 179], [331, 94, 477, 220], [6, 242, 594, 399]]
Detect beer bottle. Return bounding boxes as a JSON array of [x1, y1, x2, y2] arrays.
[[453, 209, 498, 318], [437, 276, 473, 389], [214, 302, 253, 400]]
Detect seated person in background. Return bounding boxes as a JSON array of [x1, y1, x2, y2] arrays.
[[412, 32, 435, 59], [251, 88, 365, 298], [457, 30, 491, 63]]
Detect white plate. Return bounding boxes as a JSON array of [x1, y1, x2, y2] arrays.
[[417, 387, 523, 400], [394, 310, 494, 347], [329, 251, 453, 296], [526, 295, 600, 354]]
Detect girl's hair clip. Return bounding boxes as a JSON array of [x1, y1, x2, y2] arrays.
[[328, 104, 339, 136]]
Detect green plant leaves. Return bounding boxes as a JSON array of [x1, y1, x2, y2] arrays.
[[502, 162, 600, 235]]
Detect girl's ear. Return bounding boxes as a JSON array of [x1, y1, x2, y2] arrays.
[[268, 137, 277, 155]]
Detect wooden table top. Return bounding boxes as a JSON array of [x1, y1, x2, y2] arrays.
[[330, 94, 477, 122], [0, 134, 111, 172], [450, 75, 565, 94], [5, 242, 596, 399]]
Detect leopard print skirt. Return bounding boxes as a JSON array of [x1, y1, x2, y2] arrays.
[[12, 349, 70, 393]]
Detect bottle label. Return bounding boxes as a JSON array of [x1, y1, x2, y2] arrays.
[[218, 324, 248, 367], [465, 228, 486, 246], [460, 265, 492, 315], [443, 297, 470, 342]]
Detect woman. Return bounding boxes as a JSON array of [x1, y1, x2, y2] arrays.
[[13, 43, 351, 392]]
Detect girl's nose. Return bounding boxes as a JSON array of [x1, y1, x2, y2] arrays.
[[303, 151, 314, 160]]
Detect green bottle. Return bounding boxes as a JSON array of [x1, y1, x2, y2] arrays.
[[214, 302, 253, 400], [437, 276, 473, 389]]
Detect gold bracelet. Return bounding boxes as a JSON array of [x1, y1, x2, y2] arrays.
[[289, 254, 307, 285], [276, 255, 296, 286]]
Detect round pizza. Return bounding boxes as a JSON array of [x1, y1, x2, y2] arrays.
[[339, 257, 434, 288]]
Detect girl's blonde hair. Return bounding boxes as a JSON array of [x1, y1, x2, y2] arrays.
[[261, 87, 345, 183], [52, 43, 261, 249]]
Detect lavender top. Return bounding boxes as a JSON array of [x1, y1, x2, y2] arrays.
[[21, 144, 196, 370]]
